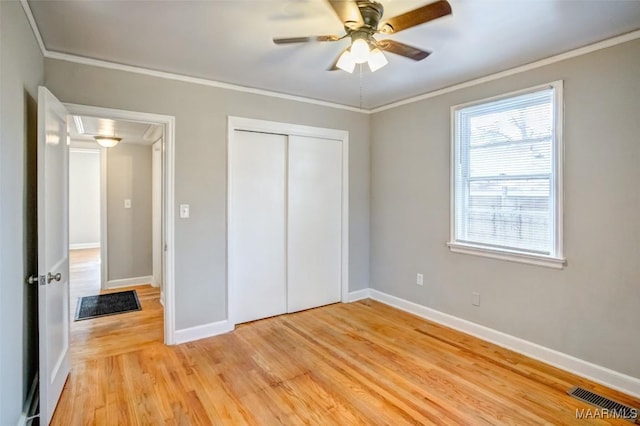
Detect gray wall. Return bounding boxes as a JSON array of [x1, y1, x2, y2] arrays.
[[45, 59, 371, 329], [107, 143, 153, 281], [0, 2, 43, 424], [69, 149, 101, 247], [371, 39, 640, 378]]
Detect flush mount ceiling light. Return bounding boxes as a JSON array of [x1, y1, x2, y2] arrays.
[[94, 135, 122, 148], [273, 0, 451, 73]]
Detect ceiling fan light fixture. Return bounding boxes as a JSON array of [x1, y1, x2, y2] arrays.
[[336, 50, 356, 73], [350, 38, 370, 64], [94, 136, 122, 148], [367, 48, 388, 72]]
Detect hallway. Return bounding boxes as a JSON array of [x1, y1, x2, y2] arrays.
[[67, 249, 163, 363]]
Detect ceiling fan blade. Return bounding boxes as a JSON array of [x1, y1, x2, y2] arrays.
[[326, 0, 364, 26], [273, 37, 312, 44], [379, 0, 452, 34], [377, 39, 431, 61], [273, 35, 340, 45]]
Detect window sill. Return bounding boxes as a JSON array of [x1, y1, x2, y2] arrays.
[[447, 242, 566, 269]]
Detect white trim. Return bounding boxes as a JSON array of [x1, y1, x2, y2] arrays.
[[227, 117, 349, 327], [369, 289, 640, 399], [370, 29, 640, 113], [25, 0, 363, 114], [19, 0, 46, 56], [64, 103, 176, 345], [447, 243, 566, 269], [174, 320, 234, 345], [72, 115, 85, 135], [143, 123, 162, 141], [228, 117, 351, 141], [151, 139, 162, 289], [16, 373, 39, 426], [69, 242, 100, 250], [19, 0, 640, 113], [449, 81, 565, 269], [106, 275, 153, 289], [46, 51, 367, 114], [347, 288, 371, 302], [554, 80, 565, 264], [340, 130, 350, 306]]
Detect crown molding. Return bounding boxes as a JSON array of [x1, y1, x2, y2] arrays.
[[19, 0, 367, 114], [370, 29, 640, 113], [20, 0, 640, 115], [45, 51, 369, 114], [20, 0, 46, 56]]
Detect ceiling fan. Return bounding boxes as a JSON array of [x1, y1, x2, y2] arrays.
[[273, 0, 452, 73]]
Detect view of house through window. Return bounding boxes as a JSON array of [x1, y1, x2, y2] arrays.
[[451, 83, 562, 259]]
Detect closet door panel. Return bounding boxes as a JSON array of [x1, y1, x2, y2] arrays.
[[287, 135, 342, 313], [229, 130, 287, 324]]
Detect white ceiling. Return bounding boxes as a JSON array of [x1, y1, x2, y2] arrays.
[[28, 0, 640, 109], [70, 116, 163, 146]]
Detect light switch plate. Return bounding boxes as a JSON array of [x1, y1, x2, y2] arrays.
[[180, 204, 190, 218], [124, 199, 131, 209]]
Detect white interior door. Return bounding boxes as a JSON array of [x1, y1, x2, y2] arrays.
[[287, 135, 342, 312], [229, 130, 287, 324], [37, 86, 71, 424]]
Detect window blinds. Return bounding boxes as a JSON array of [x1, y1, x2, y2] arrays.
[[453, 87, 556, 256]]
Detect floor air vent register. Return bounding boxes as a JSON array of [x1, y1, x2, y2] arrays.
[[568, 386, 639, 423]]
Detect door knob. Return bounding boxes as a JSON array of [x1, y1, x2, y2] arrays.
[[47, 272, 62, 284]]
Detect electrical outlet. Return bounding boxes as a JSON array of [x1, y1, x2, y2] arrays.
[[472, 292, 480, 307], [416, 273, 424, 286]]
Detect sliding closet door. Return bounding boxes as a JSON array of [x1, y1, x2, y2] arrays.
[[229, 130, 287, 324], [287, 135, 342, 313]]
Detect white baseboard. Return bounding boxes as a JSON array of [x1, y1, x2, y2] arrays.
[[69, 242, 100, 250], [17, 373, 39, 426], [106, 275, 153, 289], [347, 288, 371, 302], [174, 320, 234, 345], [368, 289, 640, 399]]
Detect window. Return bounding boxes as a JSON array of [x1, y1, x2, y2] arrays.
[[449, 82, 565, 268]]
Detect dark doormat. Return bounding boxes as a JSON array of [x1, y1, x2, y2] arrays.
[[75, 290, 141, 321]]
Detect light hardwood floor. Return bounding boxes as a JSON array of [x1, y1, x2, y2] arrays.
[[54, 249, 640, 425]]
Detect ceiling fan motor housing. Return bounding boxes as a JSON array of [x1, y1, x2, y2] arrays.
[[351, 0, 384, 31]]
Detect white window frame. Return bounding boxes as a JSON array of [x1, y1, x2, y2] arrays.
[[448, 81, 566, 269]]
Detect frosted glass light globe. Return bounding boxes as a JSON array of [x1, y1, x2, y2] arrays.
[[350, 38, 370, 64]]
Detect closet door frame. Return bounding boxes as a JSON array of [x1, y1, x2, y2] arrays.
[[227, 116, 349, 327]]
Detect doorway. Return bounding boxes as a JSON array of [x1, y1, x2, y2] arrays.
[[68, 144, 103, 314], [68, 115, 164, 315], [65, 104, 176, 344]]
